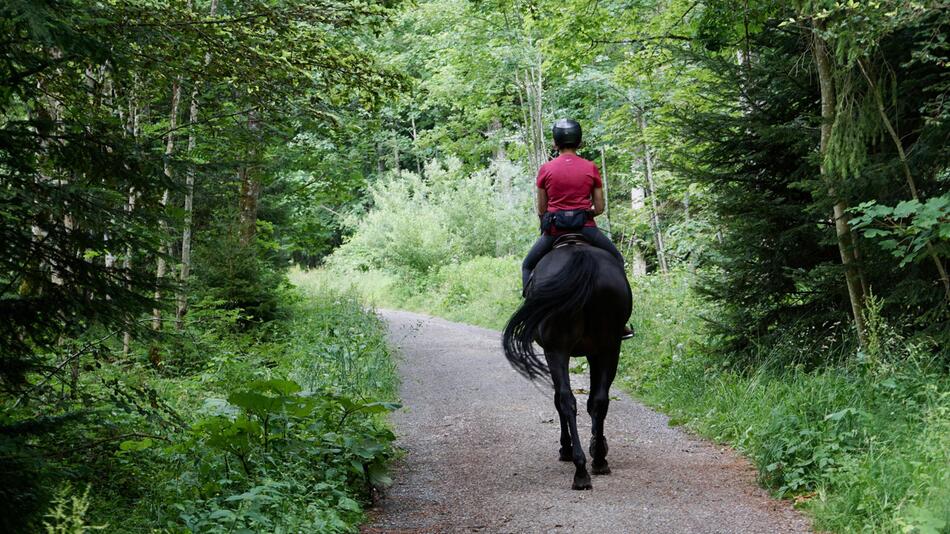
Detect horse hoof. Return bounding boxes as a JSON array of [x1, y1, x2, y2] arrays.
[[572, 476, 593, 490], [591, 462, 611, 475], [559, 447, 574, 462]]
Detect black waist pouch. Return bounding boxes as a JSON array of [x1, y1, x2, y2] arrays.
[[541, 210, 591, 233]]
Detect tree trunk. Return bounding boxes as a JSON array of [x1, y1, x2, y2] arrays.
[[153, 79, 181, 332], [638, 113, 668, 274], [629, 186, 649, 276], [122, 90, 141, 356], [514, 71, 533, 168], [411, 112, 422, 175], [393, 135, 400, 171], [176, 0, 219, 329], [599, 146, 612, 239], [122, 188, 138, 356], [630, 242, 648, 276], [238, 167, 261, 246], [517, 59, 547, 172], [176, 85, 198, 330], [813, 27, 868, 347], [238, 110, 262, 246], [376, 141, 386, 174]]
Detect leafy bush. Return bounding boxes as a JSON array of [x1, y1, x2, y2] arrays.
[[420, 256, 522, 329], [304, 256, 522, 331], [850, 193, 950, 269], [331, 157, 536, 278], [19, 285, 399, 533], [164, 379, 398, 532]]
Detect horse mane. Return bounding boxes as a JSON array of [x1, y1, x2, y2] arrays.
[[502, 248, 599, 382]]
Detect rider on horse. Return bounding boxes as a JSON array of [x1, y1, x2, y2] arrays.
[[521, 118, 633, 340]]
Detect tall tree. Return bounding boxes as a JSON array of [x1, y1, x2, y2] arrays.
[[811, 21, 868, 347]]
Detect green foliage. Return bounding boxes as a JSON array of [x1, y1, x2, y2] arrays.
[[190, 219, 292, 323], [3, 285, 398, 532], [42, 485, 106, 534], [172, 378, 398, 532], [307, 256, 523, 331], [332, 157, 536, 279], [851, 194, 950, 268], [1, 0, 405, 526], [620, 272, 950, 532], [667, 10, 950, 359]]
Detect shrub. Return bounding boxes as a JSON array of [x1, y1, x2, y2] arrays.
[[332, 157, 536, 278]]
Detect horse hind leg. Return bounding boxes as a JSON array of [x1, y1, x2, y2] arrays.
[[555, 390, 573, 461], [587, 348, 620, 475], [546, 351, 591, 490]]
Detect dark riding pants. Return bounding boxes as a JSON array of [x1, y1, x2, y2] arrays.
[[521, 227, 625, 289]]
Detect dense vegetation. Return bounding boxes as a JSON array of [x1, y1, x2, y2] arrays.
[[3, 0, 948, 531], [2, 0, 401, 530]]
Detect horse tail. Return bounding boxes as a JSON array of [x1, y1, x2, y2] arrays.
[[502, 249, 599, 382]]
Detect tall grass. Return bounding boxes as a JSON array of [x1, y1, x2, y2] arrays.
[[296, 256, 522, 331], [290, 274, 399, 399], [621, 270, 950, 533]]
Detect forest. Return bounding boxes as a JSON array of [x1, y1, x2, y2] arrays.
[[1, 0, 948, 532]]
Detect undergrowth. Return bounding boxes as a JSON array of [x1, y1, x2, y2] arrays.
[[621, 271, 949, 533], [37, 285, 398, 533], [295, 255, 522, 330]]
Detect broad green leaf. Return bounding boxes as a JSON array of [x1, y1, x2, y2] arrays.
[[228, 391, 285, 414]]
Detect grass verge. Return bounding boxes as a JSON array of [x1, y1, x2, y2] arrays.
[[292, 256, 522, 330], [621, 272, 949, 533]]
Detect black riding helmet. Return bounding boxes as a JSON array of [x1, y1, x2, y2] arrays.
[[552, 119, 582, 149]]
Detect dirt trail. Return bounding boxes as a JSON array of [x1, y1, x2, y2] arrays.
[[363, 309, 810, 533]]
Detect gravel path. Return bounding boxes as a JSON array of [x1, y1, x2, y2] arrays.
[[363, 309, 810, 534]]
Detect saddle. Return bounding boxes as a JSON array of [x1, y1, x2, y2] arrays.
[[523, 233, 590, 297], [552, 232, 590, 249]]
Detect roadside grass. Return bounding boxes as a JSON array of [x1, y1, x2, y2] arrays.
[[621, 271, 949, 533], [302, 263, 950, 533], [289, 281, 399, 400], [293, 256, 521, 330], [72, 285, 399, 533]]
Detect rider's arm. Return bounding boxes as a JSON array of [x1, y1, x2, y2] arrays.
[[591, 187, 605, 216], [536, 187, 548, 217]]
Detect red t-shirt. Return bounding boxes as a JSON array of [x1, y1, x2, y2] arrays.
[[536, 154, 602, 235]]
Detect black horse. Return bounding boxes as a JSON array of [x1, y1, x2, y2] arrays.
[[503, 239, 632, 490]]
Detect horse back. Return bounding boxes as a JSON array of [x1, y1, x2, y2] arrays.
[[533, 246, 631, 354]]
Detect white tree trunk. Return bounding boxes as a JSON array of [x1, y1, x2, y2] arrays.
[[517, 57, 548, 173], [176, 0, 219, 329], [638, 113, 668, 273], [176, 88, 198, 330], [154, 79, 181, 332], [239, 110, 262, 246], [629, 186, 648, 276], [600, 146, 612, 239], [122, 89, 141, 356]]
